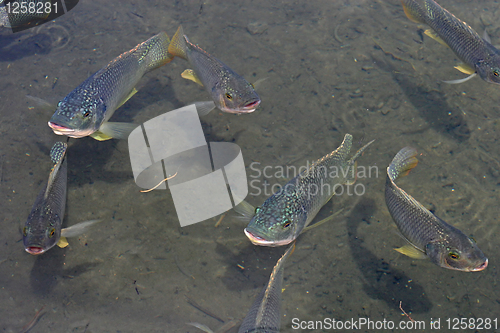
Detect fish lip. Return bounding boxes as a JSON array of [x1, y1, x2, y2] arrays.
[[48, 121, 75, 133], [244, 228, 292, 247], [471, 258, 488, 271], [25, 246, 45, 255], [220, 100, 261, 114]]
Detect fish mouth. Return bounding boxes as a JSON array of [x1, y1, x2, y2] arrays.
[[48, 121, 90, 138], [244, 228, 292, 247], [25, 246, 45, 255], [221, 100, 261, 114], [471, 258, 488, 272]]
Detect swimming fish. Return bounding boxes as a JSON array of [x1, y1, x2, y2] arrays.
[[385, 147, 488, 271], [0, 0, 50, 30], [167, 25, 261, 114], [23, 142, 100, 255], [238, 243, 295, 333], [401, 0, 500, 84], [236, 134, 373, 246], [48, 32, 173, 141]]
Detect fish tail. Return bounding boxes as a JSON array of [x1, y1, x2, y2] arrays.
[[49, 142, 68, 165], [344, 138, 375, 185], [137, 31, 174, 71], [167, 25, 188, 60], [387, 147, 418, 182], [401, 0, 427, 24]]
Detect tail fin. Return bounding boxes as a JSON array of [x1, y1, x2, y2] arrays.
[[345, 138, 375, 185], [45, 142, 68, 199], [168, 25, 188, 60], [401, 0, 427, 24], [138, 31, 174, 71], [387, 147, 418, 182]]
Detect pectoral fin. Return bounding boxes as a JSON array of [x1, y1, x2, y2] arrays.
[[303, 207, 344, 232], [394, 244, 427, 259], [424, 29, 448, 47], [181, 69, 204, 86], [61, 219, 101, 238], [57, 236, 69, 248], [92, 122, 139, 141], [443, 73, 477, 84], [193, 101, 216, 116], [233, 200, 256, 222]]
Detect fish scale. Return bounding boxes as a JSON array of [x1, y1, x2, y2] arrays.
[[243, 134, 373, 246]]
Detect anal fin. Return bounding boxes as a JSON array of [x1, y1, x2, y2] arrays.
[[424, 29, 448, 47], [181, 69, 204, 86], [395, 244, 427, 259]]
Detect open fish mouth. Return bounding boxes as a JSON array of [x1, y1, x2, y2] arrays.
[[244, 228, 291, 247], [48, 121, 75, 134], [26, 246, 45, 255], [470, 258, 488, 272], [222, 100, 261, 114]]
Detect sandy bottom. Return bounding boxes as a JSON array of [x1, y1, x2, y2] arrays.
[[0, 0, 499, 332]]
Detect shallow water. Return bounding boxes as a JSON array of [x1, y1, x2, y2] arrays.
[[1, 0, 499, 332]]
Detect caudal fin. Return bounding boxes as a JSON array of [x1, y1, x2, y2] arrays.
[[168, 25, 188, 60], [401, 0, 427, 24], [387, 147, 418, 182], [138, 31, 174, 71]]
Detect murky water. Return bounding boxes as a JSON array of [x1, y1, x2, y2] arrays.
[[1, 0, 499, 332]]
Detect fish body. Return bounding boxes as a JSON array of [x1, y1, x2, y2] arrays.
[[385, 147, 488, 271], [401, 0, 500, 84], [0, 0, 50, 29], [48, 32, 173, 141], [23, 142, 100, 255], [238, 243, 295, 333], [240, 134, 373, 246], [168, 25, 261, 114]]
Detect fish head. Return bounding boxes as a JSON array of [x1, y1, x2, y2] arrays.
[[212, 76, 261, 114], [476, 47, 500, 84], [48, 91, 105, 138], [23, 213, 62, 255], [244, 194, 307, 246], [426, 235, 488, 272]]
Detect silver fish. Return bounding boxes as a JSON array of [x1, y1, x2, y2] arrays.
[[23, 142, 99, 255], [237, 134, 373, 246], [168, 25, 261, 114], [385, 147, 488, 271], [239, 243, 295, 333], [48, 32, 173, 141]]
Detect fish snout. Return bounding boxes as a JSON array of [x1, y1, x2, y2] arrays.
[[471, 258, 488, 271], [242, 100, 261, 112], [26, 246, 45, 255], [48, 121, 74, 133]]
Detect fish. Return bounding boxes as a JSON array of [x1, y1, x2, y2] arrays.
[[167, 25, 261, 114], [401, 0, 500, 84], [236, 134, 374, 247], [48, 32, 173, 141], [385, 147, 488, 271], [238, 243, 295, 333], [0, 0, 51, 30], [23, 142, 100, 255]]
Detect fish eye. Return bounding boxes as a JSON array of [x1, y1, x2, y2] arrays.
[[254, 207, 260, 214], [83, 110, 91, 118], [48, 228, 56, 238], [448, 251, 460, 260], [23, 227, 27, 237], [282, 219, 292, 229], [225, 93, 233, 100], [493, 69, 500, 77]]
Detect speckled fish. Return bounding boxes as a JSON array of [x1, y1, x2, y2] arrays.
[[385, 147, 488, 271], [48, 32, 173, 141], [0, 0, 50, 29], [237, 134, 373, 247], [239, 243, 295, 333], [167, 25, 261, 114], [401, 0, 500, 84], [23, 142, 99, 255]]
